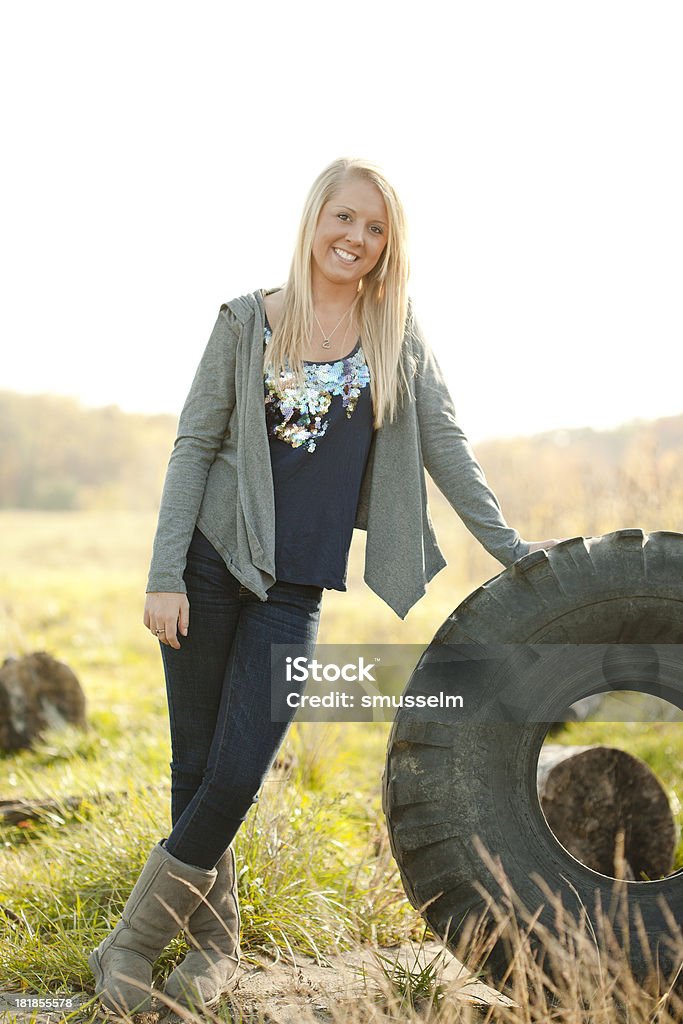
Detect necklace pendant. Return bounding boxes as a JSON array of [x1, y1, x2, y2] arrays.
[[321, 338, 331, 349]]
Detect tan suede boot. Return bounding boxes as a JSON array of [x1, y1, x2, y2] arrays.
[[162, 844, 241, 1010], [88, 840, 218, 1015]]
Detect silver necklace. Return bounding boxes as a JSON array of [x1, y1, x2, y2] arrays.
[[313, 300, 356, 349]]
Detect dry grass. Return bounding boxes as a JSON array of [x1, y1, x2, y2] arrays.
[[1, 507, 681, 1023]]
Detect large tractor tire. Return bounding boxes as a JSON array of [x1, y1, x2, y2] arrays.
[[382, 530, 683, 987]]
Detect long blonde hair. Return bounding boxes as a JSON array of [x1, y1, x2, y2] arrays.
[[263, 157, 412, 428]]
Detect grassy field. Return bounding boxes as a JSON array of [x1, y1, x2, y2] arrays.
[[0, 508, 681, 1022]]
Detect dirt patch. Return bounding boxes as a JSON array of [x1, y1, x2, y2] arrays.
[[0, 941, 515, 1022]]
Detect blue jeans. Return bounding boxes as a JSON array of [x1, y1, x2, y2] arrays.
[[159, 527, 323, 870]]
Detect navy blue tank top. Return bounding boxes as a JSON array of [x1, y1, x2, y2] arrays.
[[263, 314, 374, 590]]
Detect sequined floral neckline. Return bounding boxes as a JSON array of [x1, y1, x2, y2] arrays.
[[263, 323, 371, 453]]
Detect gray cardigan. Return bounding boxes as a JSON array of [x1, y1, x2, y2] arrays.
[[146, 288, 530, 618]]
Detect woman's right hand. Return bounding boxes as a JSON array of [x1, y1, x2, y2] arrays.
[[143, 592, 190, 649]]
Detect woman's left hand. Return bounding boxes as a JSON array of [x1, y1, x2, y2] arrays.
[[525, 538, 566, 553]]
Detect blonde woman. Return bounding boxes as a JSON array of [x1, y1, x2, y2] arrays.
[[88, 157, 559, 1015]]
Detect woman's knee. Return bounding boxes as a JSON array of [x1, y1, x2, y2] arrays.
[[202, 768, 266, 818]]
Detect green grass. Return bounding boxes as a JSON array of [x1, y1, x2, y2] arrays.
[[0, 509, 681, 1022], [0, 510, 425, 1002]]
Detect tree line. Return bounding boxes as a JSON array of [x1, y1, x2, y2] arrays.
[[0, 391, 175, 510], [1, 392, 681, 543]]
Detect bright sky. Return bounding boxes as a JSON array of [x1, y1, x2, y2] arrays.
[[2, 2, 681, 442]]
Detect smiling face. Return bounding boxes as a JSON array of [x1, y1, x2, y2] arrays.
[[310, 174, 389, 292]]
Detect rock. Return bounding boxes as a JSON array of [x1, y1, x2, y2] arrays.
[[538, 744, 677, 879], [0, 652, 87, 752]]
